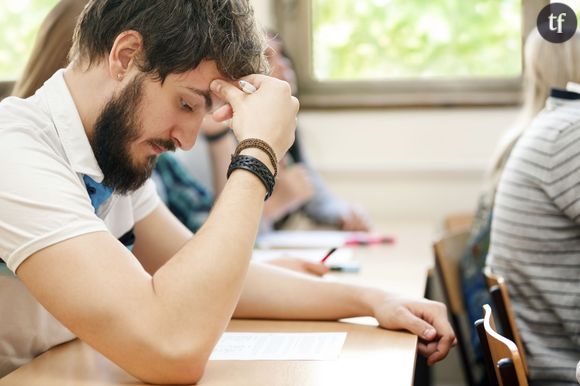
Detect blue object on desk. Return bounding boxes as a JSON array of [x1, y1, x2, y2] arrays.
[[329, 261, 360, 273]]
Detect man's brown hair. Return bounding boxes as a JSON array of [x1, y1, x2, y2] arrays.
[[69, 0, 267, 80]]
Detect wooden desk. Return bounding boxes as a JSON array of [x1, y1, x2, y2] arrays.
[[0, 220, 435, 386]]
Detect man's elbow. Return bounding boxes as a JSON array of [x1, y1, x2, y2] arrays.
[[129, 343, 210, 385], [137, 362, 206, 385]]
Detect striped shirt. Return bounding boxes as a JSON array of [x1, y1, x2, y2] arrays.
[[488, 90, 580, 386]]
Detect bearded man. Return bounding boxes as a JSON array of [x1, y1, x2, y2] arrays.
[[0, 1, 455, 383]]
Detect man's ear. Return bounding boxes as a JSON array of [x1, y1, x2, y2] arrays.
[[108, 30, 143, 81]]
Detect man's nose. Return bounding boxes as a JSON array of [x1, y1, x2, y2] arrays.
[[171, 119, 202, 151]]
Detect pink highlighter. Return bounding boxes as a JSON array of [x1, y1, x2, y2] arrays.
[[344, 234, 395, 246]]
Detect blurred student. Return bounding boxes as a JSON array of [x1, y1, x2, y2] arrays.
[[461, 29, 580, 354], [480, 30, 580, 385], [264, 31, 371, 232]]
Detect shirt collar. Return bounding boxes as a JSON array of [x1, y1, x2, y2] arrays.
[[39, 69, 105, 183], [545, 83, 580, 110]]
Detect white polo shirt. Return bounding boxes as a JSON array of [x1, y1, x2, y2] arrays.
[[0, 70, 160, 376]]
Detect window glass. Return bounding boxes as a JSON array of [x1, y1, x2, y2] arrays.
[[312, 0, 522, 81], [0, 0, 60, 81]]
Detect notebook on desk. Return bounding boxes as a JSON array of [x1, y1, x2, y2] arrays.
[[255, 231, 395, 249]]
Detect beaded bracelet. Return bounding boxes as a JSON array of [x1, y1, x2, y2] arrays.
[[227, 154, 275, 200], [234, 138, 278, 177]]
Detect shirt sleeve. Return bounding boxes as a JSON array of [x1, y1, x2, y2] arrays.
[[0, 128, 107, 272], [542, 121, 580, 224]]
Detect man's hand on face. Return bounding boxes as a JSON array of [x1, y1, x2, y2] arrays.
[[209, 75, 299, 161]]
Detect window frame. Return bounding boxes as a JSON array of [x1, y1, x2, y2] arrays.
[[274, 0, 548, 108]]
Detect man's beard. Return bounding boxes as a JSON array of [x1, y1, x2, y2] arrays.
[[90, 75, 173, 194]]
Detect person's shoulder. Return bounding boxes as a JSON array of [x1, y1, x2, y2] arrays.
[[514, 103, 580, 156], [0, 93, 57, 144], [533, 100, 580, 137], [0, 94, 53, 135]]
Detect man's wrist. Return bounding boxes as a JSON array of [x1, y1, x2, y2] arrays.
[[227, 154, 275, 200], [357, 286, 389, 317], [239, 148, 276, 175]]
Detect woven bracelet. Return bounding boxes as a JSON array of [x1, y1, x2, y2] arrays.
[[234, 138, 278, 177], [227, 154, 275, 200]]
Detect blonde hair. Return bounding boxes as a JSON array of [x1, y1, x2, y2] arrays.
[[11, 0, 89, 98], [488, 29, 580, 178]]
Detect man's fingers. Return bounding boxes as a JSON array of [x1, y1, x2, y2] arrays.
[[399, 308, 437, 341], [427, 345, 451, 365], [210, 80, 245, 110], [304, 262, 329, 277], [237, 74, 267, 89], [212, 103, 233, 123], [419, 336, 453, 365], [430, 332, 455, 364], [417, 340, 438, 357]]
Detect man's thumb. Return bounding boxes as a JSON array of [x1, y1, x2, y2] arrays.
[[399, 309, 437, 341]]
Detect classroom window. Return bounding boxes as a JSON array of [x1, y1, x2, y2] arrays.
[[312, 0, 521, 81], [0, 0, 59, 81], [276, 0, 541, 107]]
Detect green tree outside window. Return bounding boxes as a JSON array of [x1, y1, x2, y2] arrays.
[[0, 0, 60, 81], [312, 0, 522, 81]]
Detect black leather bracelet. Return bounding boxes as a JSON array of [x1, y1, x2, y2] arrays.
[[227, 154, 275, 200], [204, 127, 231, 143]]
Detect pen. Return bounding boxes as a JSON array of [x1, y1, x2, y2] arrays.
[[344, 235, 395, 246], [239, 80, 257, 94], [320, 247, 337, 264]]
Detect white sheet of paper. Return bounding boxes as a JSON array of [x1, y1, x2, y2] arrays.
[[251, 248, 354, 264], [255, 231, 354, 249], [209, 332, 347, 360]]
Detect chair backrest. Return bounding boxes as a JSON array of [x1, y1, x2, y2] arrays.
[[433, 229, 476, 386], [434, 230, 470, 316], [443, 212, 475, 233], [479, 304, 528, 386], [483, 268, 528, 374]]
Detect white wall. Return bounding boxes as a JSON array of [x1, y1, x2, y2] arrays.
[[297, 107, 518, 222], [250, 0, 275, 29]]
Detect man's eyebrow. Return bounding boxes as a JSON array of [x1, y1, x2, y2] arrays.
[[186, 87, 213, 111]]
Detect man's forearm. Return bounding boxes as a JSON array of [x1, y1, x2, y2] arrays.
[[234, 262, 381, 320], [151, 169, 266, 346], [208, 133, 236, 196]]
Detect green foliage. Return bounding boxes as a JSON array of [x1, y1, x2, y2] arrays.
[[312, 0, 522, 80], [0, 0, 60, 81]]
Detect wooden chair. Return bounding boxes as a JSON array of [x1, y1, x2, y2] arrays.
[[475, 304, 528, 386], [443, 212, 475, 233], [483, 268, 528, 374], [433, 230, 477, 386]]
